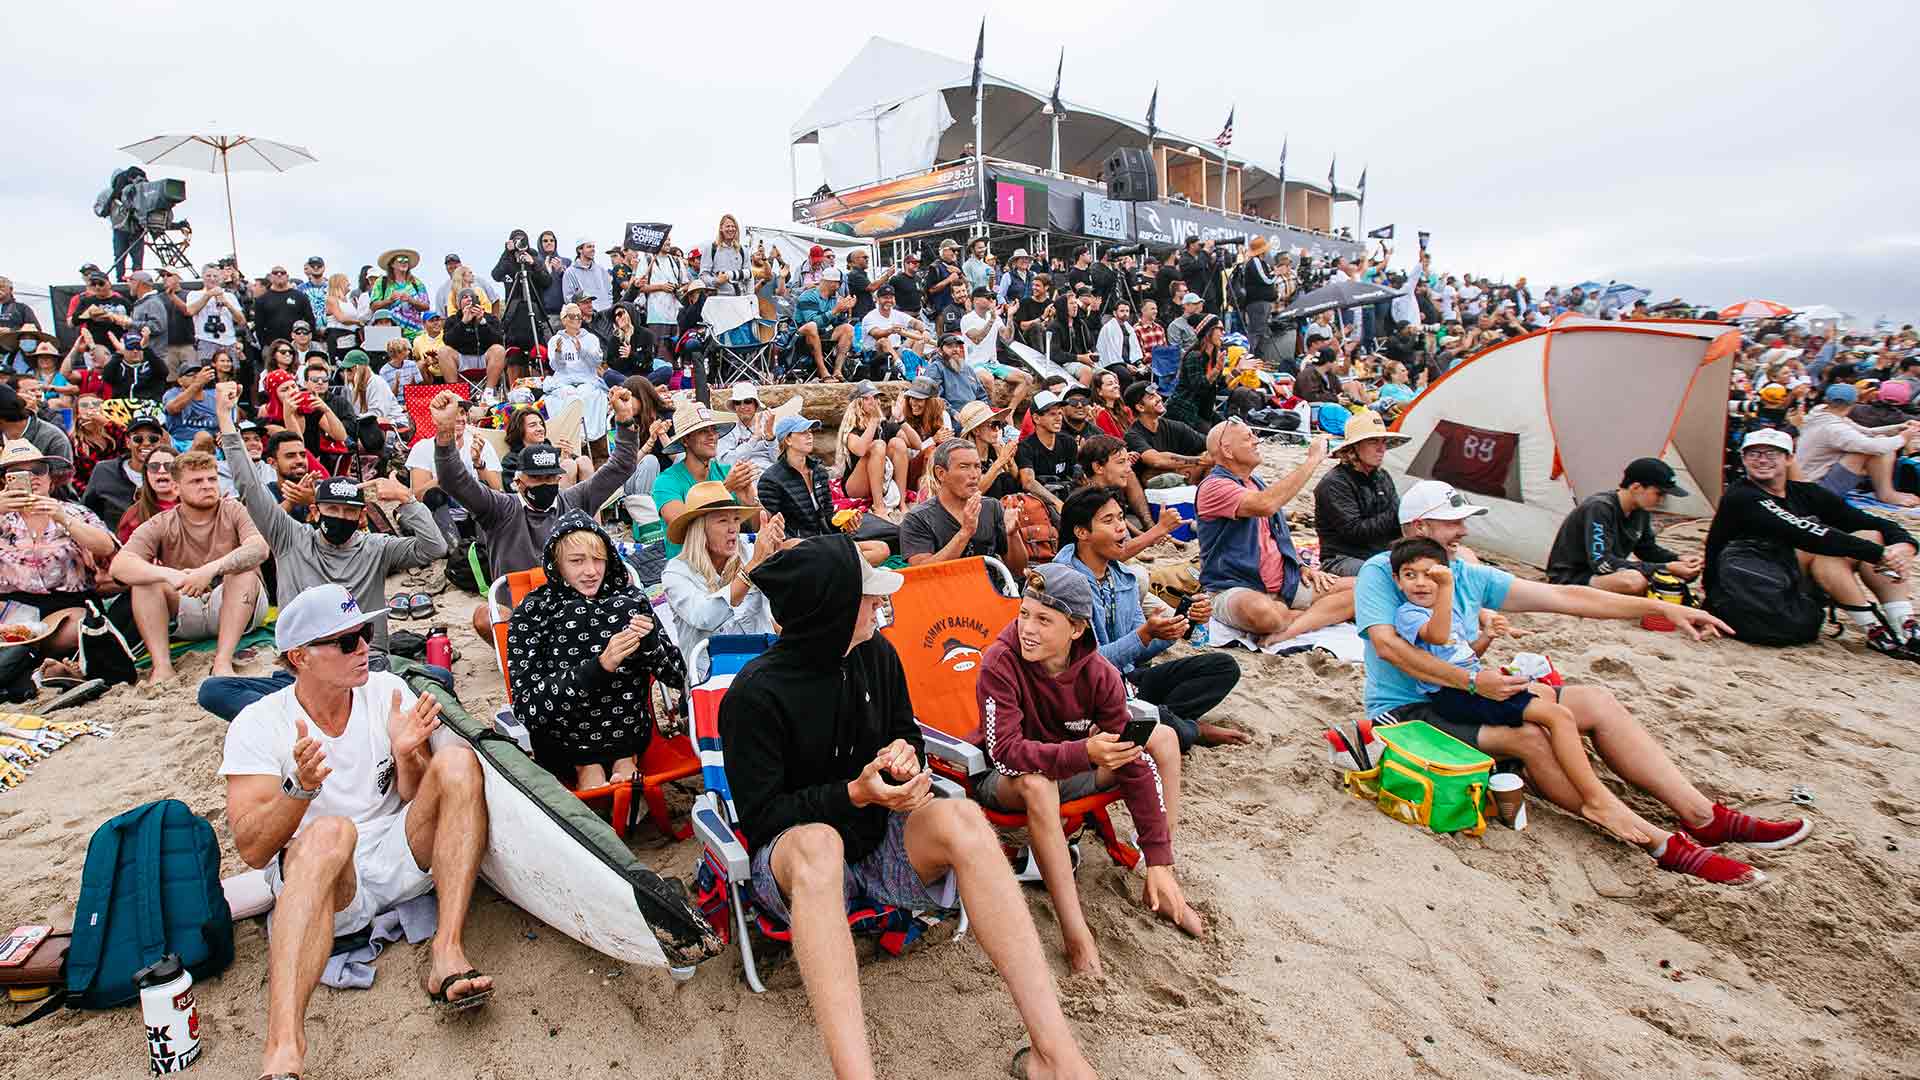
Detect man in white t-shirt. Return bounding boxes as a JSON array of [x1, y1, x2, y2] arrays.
[[406, 406, 503, 549], [221, 584, 493, 1080], [185, 263, 248, 362], [858, 285, 931, 381], [958, 285, 1031, 406], [639, 250, 686, 364]]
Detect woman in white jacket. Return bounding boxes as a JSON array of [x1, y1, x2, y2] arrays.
[[661, 481, 783, 681], [544, 302, 612, 453]]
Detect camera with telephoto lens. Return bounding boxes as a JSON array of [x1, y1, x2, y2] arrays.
[[1105, 244, 1145, 258]]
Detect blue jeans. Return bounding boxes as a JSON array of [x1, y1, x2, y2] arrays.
[[199, 662, 454, 721]]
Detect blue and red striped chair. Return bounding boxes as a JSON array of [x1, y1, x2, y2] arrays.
[[686, 634, 964, 993]]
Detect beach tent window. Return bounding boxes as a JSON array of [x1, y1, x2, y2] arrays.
[[1408, 420, 1523, 502]]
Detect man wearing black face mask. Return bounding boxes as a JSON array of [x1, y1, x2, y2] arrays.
[[426, 388, 644, 642], [202, 382, 450, 721]]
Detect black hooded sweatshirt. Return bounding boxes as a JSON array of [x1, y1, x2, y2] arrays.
[[507, 510, 684, 772], [718, 534, 922, 860]]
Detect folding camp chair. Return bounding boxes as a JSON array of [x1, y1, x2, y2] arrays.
[[487, 566, 700, 839], [402, 380, 469, 445], [687, 634, 965, 993], [878, 556, 1142, 872]]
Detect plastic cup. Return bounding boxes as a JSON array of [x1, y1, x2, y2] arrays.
[[1489, 772, 1528, 830]]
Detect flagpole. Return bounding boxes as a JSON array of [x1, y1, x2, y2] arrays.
[[1048, 49, 1063, 175], [972, 20, 986, 230]]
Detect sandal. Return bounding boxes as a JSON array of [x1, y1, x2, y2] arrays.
[[1008, 1047, 1032, 1079], [408, 593, 437, 620], [390, 594, 415, 620], [427, 969, 493, 1012]]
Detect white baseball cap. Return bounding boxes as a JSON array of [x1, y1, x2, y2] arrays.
[[859, 556, 903, 596], [1181, 292, 1203, 305], [1398, 480, 1489, 524], [1740, 428, 1794, 454], [275, 583, 384, 652], [1031, 389, 1064, 413], [730, 381, 760, 403]]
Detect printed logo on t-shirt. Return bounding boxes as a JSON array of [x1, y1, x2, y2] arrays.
[[376, 757, 396, 796]]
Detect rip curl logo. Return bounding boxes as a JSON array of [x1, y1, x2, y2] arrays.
[[921, 616, 989, 671]]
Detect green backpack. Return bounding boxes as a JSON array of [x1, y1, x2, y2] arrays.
[[1344, 720, 1496, 836]]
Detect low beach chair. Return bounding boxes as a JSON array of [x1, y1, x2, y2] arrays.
[[687, 634, 965, 993], [487, 566, 700, 840], [878, 556, 1142, 871]]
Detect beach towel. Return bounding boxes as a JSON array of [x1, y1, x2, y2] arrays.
[[1207, 618, 1366, 663]]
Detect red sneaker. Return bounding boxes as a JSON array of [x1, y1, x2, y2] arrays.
[[1656, 834, 1764, 886], [1683, 803, 1812, 850]]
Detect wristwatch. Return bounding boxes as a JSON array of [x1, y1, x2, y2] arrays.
[[282, 775, 322, 801]]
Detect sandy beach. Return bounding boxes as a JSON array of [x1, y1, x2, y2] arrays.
[[4, 438, 1917, 1080]]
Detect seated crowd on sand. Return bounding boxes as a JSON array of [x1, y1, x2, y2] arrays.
[[15, 245, 1920, 1080]]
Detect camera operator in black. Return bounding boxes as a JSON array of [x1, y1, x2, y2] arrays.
[[492, 228, 553, 351], [104, 166, 148, 280], [1177, 237, 1218, 314]]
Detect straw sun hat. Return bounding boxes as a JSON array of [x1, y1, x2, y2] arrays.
[[666, 481, 759, 546]]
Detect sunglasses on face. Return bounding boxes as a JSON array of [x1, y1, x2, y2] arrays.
[[128, 432, 164, 446], [310, 624, 374, 652], [3, 463, 50, 478]]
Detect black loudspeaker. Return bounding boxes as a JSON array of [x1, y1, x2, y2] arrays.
[[1106, 148, 1158, 202]]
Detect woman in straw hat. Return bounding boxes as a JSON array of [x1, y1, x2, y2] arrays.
[[1312, 410, 1412, 577], [0, 439, 117, 683], [370, 248, 430, 338], [661, 480, 780, 681]]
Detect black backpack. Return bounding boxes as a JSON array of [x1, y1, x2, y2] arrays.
[[1708, 539, 1824, 646]]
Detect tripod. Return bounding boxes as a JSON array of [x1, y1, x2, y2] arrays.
[[502, 246, 551, 385], [138, 213, 193, 274]]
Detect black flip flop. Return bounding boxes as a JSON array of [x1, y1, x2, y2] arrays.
[[40, 679, 107, 715], [427, 969, 493, 1012]]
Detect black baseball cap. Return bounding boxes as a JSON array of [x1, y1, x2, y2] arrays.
[[519, 443, 565, 477], [304, 255, 325, 267], [315, 476, 366, 507], [1122, 380, 1158, 409], [1622, 457, 1688, 497], [1062, 383, 1094, 401], [875, 284, 896, 298], [970, 286, 993, 300]]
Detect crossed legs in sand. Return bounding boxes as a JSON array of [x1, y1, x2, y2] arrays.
[[258, 746, 492, 1079]]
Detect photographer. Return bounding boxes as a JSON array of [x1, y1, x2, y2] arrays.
[[492, 229, 552, 354], [1241, 237, 1279, 363], [445, 288, 509, 394], [188, 263, 248, 364], [1177, 237, 1215, 313]]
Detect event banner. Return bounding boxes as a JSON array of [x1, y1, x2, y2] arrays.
[[980, 165, 1361, 260], [792, 162, 981, 240]]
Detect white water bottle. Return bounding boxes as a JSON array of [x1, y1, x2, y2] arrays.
[[136, 955, 202, 1074]]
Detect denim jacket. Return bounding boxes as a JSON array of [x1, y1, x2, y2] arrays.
[[1054, 543, 1167, 675]]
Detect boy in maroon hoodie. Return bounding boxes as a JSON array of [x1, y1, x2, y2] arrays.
[[976, 563, 1203, 978]]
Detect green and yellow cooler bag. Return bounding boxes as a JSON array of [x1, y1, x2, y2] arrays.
[[1344, 720, 1496, 836]]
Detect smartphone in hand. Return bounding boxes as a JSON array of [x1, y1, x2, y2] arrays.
[[1120, 716, 1158, 747]]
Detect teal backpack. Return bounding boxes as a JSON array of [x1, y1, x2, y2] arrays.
[[66, 800, 234, 1009]]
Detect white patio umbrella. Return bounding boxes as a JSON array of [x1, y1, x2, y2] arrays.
[[118, 134, 317, 263]]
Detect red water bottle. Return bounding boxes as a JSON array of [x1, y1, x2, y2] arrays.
[[425, 626, 452, 669]]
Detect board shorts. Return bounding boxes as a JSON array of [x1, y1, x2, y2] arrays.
[[174, 573, 269, 641], [1816, 463, 1866, 498], [749, 811, 947, 927], [267, 804, 434, 937], [975, 768, 1111, 811], [1215, 579, 1318, 630], [1377, 682, 1565, 750]]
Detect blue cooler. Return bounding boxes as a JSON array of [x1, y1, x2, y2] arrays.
[[1146, 484, 1198, 541]]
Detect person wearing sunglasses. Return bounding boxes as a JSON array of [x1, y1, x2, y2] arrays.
[[197, 382, 447, 722], [109, 448, 270, 685], [220, 583, 495, 1080], [80, 408, 169, 528], [957, 399, 1022, 500]]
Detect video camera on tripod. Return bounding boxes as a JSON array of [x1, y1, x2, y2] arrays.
[[125, 178, 187, 225]]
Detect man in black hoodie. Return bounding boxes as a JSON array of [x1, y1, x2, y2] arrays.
[[720, 535, 1095, 1080]]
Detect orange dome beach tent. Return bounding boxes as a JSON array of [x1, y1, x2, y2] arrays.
[[1384, 315, 1742, 564]]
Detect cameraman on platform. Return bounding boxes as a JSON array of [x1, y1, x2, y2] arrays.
[[492, 229, 552, 355]]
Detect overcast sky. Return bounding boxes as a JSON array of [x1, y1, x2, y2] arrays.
[[10, 1, 1916, 324]]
